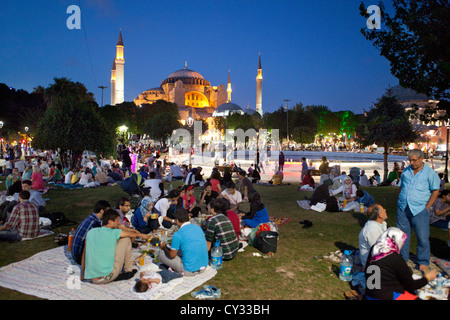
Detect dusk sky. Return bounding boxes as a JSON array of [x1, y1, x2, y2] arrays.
[[1, 1, 398, 114]]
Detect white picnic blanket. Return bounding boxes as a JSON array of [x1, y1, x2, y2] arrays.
[[0, 246, 216, 300]]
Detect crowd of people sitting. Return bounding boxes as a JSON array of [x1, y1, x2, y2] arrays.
[[1, 146, 448, 300], [65, 153, 272, 289]]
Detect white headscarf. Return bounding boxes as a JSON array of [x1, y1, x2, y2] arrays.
[[343, 175, 353, 198], [370, 227, 407, 263]]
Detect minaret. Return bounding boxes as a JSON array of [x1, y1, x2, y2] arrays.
[[110, 60, 116, 106], [227, 70, 232, 102], [111, 29, 125, 105], [256, 52, 263, 116]]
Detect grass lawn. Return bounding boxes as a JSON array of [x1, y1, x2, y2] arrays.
[[0, 179, 448, 300]]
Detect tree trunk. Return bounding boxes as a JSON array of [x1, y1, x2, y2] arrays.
[[72, 150, 83, 169], [383, 142, 388, 182]]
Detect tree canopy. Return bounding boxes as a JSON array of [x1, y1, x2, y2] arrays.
[[357, 88, 417, 180], [359, 0, 450, 116], [32, 78, 115, 166]]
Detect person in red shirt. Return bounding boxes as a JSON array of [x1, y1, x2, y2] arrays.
[[301, 170, 315, 188]]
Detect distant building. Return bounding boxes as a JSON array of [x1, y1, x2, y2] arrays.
[[108, 30, 262, 141], [391, 85, 442, 127]]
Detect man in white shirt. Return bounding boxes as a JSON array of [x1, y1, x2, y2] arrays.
[[81, 156, 88, 167], [331, 171, 347, 190], [221, 181, 242, 213], [358, 204, 388, 267], [144, 172, 162, 200], [65, 170, 74, 184], [14, 160, 26, 174]]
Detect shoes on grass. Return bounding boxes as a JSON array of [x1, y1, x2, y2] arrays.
[[323, 251, 343, 263], [299, 220, 313, 229], [191, 285, 221, 300]]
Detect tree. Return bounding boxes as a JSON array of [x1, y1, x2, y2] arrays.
[[357, 89, 417, 181], [359, 0, 450, 116], [0, 83, 46, 141], [146, 112, 180, 147], [305, 105, 340, 135], [136, 100, 180, 135], [290, 126, 316, 145], [225, 113, 259, 131], [33, 78, 115, 167], [289, 103, 317, 144]]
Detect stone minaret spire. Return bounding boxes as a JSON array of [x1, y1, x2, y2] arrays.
[[227, 69, 232, 102], [111, 29, 125, 105], [256, 52, 263, 116], [110, 60, 116, 106]]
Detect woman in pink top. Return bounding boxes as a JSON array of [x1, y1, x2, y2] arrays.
[[31, 166, 45, 190], [182, 185, 200, 217]]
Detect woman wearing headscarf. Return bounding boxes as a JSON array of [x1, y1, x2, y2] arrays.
[[131, 196, 156, 234], [365, 227, 437, 300], [330, 175, 357, 201]]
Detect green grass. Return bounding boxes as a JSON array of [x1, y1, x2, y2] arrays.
[[0, 179, 448, 300]]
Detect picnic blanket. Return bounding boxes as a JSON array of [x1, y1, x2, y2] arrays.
[[0, 246, 216, 300], [433, 257, 450, 277], [48, 183, 84, 190], [21, 228, 54, 241], [297, 200, 311, 210], [269, 216, 291, 227]]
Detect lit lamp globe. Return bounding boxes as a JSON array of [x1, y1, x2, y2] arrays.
[[186, 116, 194, 127]]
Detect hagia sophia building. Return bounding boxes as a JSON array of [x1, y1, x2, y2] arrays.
[[110, 30, 263, 142]]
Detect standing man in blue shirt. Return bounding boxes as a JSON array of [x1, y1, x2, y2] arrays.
[[397, 149, 440, 272]]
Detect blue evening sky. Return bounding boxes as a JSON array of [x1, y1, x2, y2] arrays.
[[0, 0, 398, 114]]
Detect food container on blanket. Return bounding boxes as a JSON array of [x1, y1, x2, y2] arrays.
[[150, 213, 159, 219]]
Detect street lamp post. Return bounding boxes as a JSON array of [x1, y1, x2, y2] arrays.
[[24, 126, 29, 156], [445, 122, 450, 182], [119, 125, 128, 145], [186, 115, 194, 169], [98, 86, 108, 107], [0, 121, 3, 159]]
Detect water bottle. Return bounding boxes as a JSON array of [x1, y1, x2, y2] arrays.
[[210, 240, 223, 270], [339, 250, 353, 281], [154, 243, 160, 263], [67, 228, 75, 252], [435, 274, 444, 296]]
